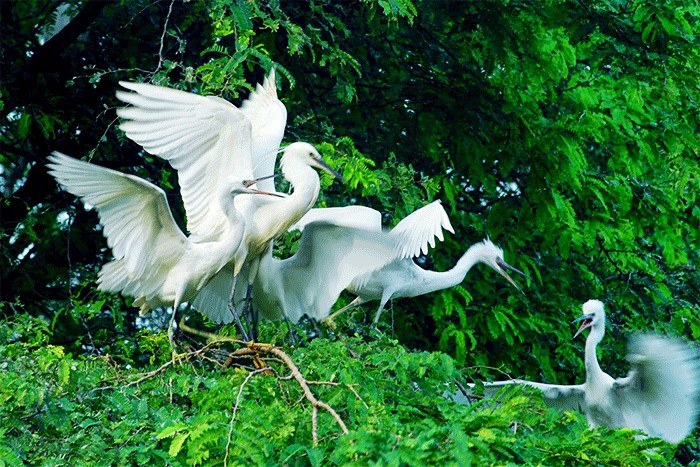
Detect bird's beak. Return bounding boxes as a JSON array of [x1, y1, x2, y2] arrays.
[[494, 258, 526, 295], [572, 313, 594, 339], [246, 173, 280, 186], [242, 175, 285, 197], [314, 158, 345, 184], [248, 188, 285, 198]]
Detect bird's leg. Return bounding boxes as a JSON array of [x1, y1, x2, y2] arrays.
[[168, 300, 182, 362], [372, 296, 391, 325], [284, 315, 298, 346], [325, 296, 364, 329], [228, 275, 251, 342], [242, 283, 257, 341]]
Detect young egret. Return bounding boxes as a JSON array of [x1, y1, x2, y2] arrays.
[[472, 300, 700, 444], [47, 152, 279, 350], [115, 72, 343, 337], [305, 201, 526, 325]]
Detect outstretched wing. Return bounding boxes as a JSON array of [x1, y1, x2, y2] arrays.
[[290, 205, 383, 233], [612, 334, 700, 444], [47, 152, 186, 286], [461, 380, 587, 412], [274, 222, 400, 323], [390, 200, 455, 259], [240, 69, 287, 192], [116, 81, 253, 240]]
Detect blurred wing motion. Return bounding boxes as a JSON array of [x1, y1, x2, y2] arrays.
[[612, 334, 700, 444], [479, 380, 587, 412]]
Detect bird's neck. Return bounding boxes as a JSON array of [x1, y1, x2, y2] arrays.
[[412, 243, 485, 295], [282, 164, 321, 217], [584, 325, 606, 384], [249, 162, 320, 254]]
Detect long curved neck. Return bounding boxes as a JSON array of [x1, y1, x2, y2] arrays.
[[584, 324, 605, 384], [412, 243, 485, 296], [279, 160, 320, 223], [251, 159, 319, 252]]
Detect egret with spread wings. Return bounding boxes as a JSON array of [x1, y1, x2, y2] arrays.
[[470, 300, 700, 444], [47, 152, 278, 351], [282, 201, 525, 325], [301, 201, 525, 325], [115, 71, 343, 339]]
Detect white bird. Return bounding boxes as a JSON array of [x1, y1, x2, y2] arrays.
[[47, 152, 279, 348], [470, 300, 700, 444], [305, 201, 526, 325], [276, 201, 524, 326], [114, 71, 343, 336]]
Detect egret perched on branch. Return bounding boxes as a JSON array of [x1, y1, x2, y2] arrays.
[[270, 202, 525, 325], [47, 152, 279, 349], [296, 201, 526, 325], [115, 71, 343, 337], [471, 300, 700, 444]]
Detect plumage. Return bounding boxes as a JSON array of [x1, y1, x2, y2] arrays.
[[470, 300, 700, 444], [253, 222, 402, 323], [293, 201, 525, 324], [47, 152, 262, 324], [115, 72, 342, 336]]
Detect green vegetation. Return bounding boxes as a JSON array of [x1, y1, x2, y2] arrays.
[[1, 0, 698, 464]]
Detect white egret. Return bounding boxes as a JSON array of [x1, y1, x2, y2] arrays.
[[115, 72, 343, 335], [470, 300, 700, 444], [47, 152, 279, 349], [303, 201, 526, 325], [252, 220, 407, 324], [265, 201, 524, 325]]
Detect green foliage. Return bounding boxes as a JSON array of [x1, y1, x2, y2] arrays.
[[0, 320, 687, 465], [2, 0, 700, 463]]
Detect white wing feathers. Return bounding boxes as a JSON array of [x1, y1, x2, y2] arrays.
[[480, 380, 587, 412], [47, 151, 186, 291], [276, 222, 401, 322], [290, 205, 383, 233], [240, 69, 287, 192], [116, 81, 253, 240], [612, 334, 700, 444], [191, 263, 237, 324], [390, 200, 455, 259]]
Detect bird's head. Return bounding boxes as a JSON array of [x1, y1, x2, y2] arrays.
[[572, 299, 605, 339], [281, 142, 345, 183], [477, 239, 526, 294]]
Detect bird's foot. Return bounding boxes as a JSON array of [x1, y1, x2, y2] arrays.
[[324, 317, 338, 330]]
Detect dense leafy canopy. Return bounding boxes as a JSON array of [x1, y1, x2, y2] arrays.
[[1, 0, 698, 464]]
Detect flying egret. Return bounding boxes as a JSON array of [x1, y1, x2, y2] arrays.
[[115, 72, 343, 336], [469, 300, 700, 444], [47, 152, 279, 349], [296, 201, 526, 325]]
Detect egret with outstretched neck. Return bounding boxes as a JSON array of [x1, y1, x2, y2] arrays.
[[324, 202, 524, 324], [467, 300, 700, 444], [280, 201, 525, 325]]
